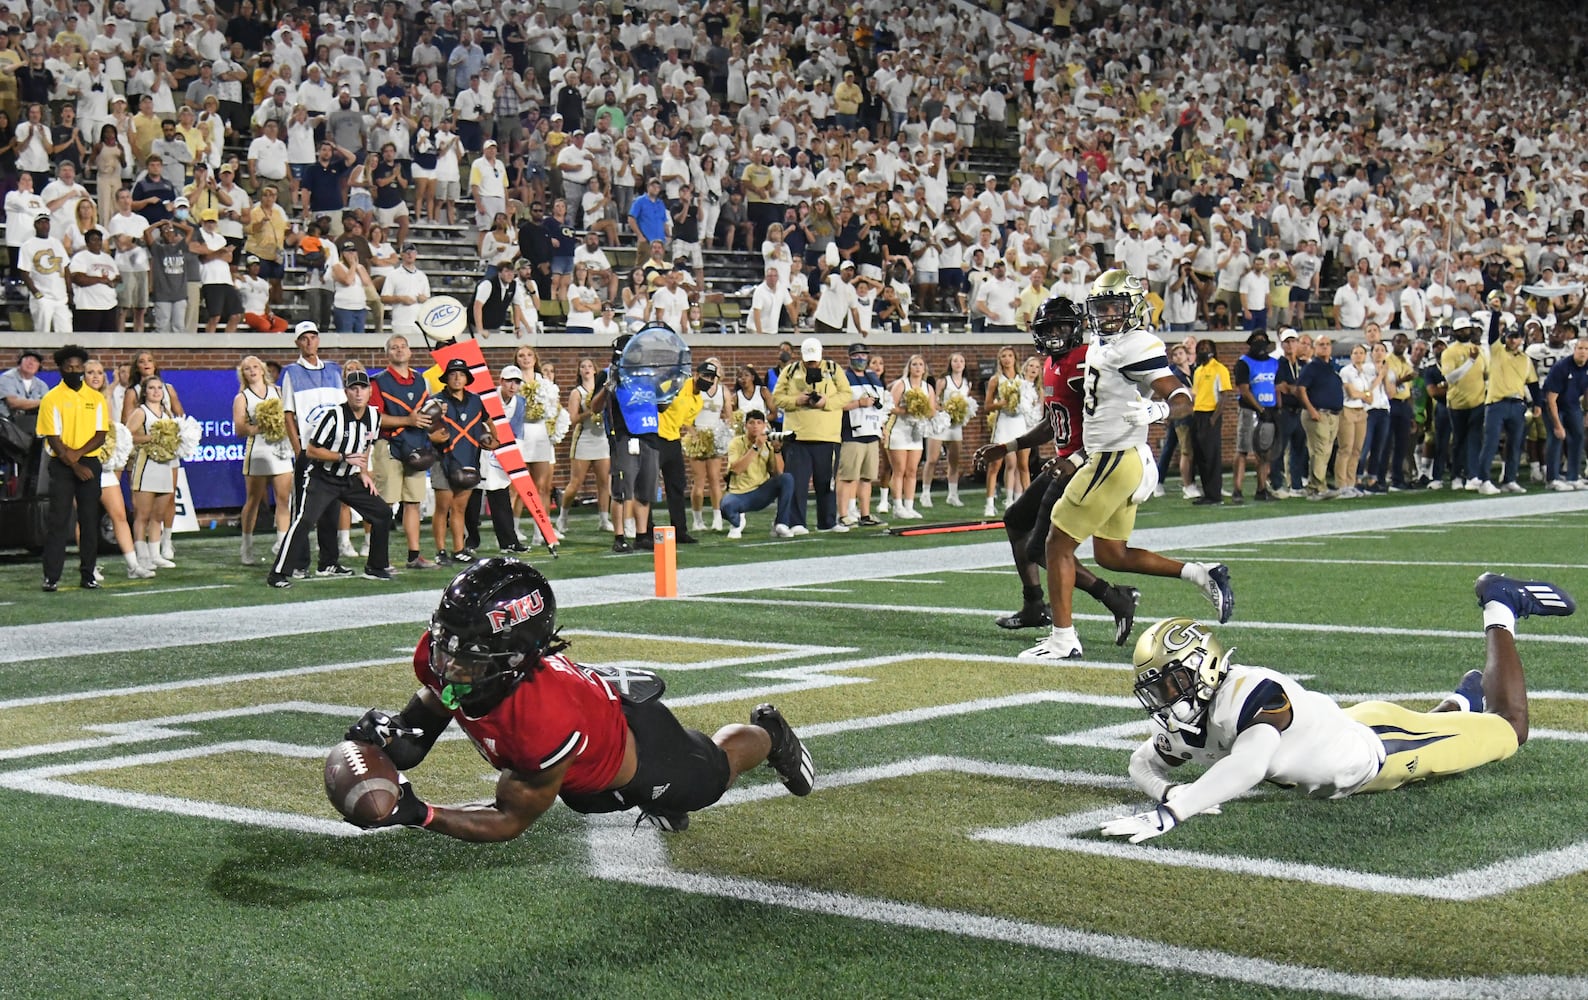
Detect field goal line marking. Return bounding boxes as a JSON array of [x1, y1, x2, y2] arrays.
[[587, 760, 1588, 1000]]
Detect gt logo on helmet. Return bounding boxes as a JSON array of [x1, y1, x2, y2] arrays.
[[487, 591, 545, 633]]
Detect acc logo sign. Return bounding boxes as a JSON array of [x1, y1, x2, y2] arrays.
[[486, 591, 544, 633], [417, 295, 468, 342]]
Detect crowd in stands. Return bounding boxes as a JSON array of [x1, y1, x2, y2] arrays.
[[6, 0, 1588, 586]]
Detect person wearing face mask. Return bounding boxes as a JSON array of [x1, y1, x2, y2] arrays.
[[1189, 339, 1233, 505], [37, 344, 108, 592], [836, 341, 888, 528], [647, 360, 712, 547], [1232, 330, 1278, 503], [771, 338, 851, 534]]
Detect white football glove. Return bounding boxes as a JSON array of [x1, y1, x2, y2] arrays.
[[1100, 803, 1178, 843], [1122, 397, 1171, 428]]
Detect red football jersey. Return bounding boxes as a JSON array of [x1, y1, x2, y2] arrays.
[[1041, 345, 1088, 457], [413, 637, 629, 795]]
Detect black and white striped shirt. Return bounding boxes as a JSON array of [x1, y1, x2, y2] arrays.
[[308, 403, 380, 478]]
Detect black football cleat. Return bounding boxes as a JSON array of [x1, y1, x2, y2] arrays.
[[635, 809, 690, 833], [1099, 585, 1141, 646], [995, 602, 1052, 630], [751, 703, 814, 796]]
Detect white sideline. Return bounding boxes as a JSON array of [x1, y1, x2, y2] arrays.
[[0, 490, 1584, 664]]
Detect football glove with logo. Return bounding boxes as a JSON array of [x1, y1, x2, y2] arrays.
[[1100, 803, 1179, 843], [1122, 397, 1171, 427], [345, 709, 424, 747]]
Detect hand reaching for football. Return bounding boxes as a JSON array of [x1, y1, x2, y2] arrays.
[[353, 775, 433, 830], [345, 708, 424, 747]]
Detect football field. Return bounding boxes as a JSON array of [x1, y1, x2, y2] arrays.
[[3, 490, 1588, 999]]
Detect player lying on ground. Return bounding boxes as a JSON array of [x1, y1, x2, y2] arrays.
[[1022, 270, 1234, 662], [972, 294, 1140, 644], [342, 558, 815, 839], [1101, 573, 1575, 842]]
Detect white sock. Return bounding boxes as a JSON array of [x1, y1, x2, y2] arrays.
[[1180, 563, 1211, 588], [1443, 692, 1473, 713], [1483, 601, 1516, 634], [1050, 624, 1078, 643], [123, 550, 140, 571], [338, 529, 352, 548]]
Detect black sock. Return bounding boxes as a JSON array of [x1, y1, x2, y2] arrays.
[[1021, 584, 1045, 605], [1082, 577, 1110, 601], [407, 550, 420, 562]]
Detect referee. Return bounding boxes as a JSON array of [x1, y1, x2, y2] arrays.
[[267, 369, 394, 588]]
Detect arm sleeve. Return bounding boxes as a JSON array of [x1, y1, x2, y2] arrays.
[[1444, 358, 1475, 384], [1164, 723, 1282, 821], [1127, 739, 1175, 802]]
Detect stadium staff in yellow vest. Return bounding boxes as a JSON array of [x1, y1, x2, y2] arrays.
[[1472, 326, 1541, 494], [1441, 316, 1489, 489], [649, 360, 712, 547], [37, 344, 109, 592], [772, 337, 851, 534]]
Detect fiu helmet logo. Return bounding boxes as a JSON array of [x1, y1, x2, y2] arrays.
[[487, 591, 544, 633]]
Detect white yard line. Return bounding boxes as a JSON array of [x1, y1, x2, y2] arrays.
[[109, 584, 234, 598], [2, 490, 1584, 664]]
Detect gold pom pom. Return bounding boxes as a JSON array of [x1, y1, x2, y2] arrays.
[[254, 396, 287, 443], [144, 418, 180, 463], [945, 393, 970, 427], [682, 427, 716, 460], [902, 387, 933, 420]]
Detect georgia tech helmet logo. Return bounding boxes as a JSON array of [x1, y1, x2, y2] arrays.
[[487, 591, 544, 633], [31, 247, 62, 274], [1159, 620, 1209, 653]]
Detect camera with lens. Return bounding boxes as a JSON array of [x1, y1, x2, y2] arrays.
[[767, 430, 787, 443]]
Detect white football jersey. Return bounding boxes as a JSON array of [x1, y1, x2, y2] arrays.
[[1080, 327, 1171, 453], [1150, 664, 1383, 803]]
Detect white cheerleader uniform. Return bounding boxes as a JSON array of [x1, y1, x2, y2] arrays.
[[130, 404, 178, 494], [519, 378, 557, 464], [99, 422, 131, 488], [736, 388, 765, 420], [241, 386, 294, 477], [570, 385, 610, 461], [694, 382, 730, 457], [887, 378, 929, 450], [935, 373, 971, 443], [992, 373, 1029, 446]]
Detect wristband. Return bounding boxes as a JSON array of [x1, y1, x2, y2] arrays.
[[419, 804, 435, 828]]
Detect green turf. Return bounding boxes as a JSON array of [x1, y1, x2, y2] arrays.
[[3, 500, 1587, 997]]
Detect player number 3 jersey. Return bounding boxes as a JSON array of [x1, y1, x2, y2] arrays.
[[1081, 328, 1171, 454]]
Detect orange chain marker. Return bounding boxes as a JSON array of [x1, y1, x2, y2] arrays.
[[653, 525, 677, 597]]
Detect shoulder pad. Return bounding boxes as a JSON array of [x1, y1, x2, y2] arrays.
[[1235, 678, 1292, 733]]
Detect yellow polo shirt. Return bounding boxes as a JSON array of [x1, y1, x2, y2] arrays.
[[1192, 358, 1232, 412], [1385, 353, 1416, 402], [657, 378, 703, 442], [37, 381, 109, 457], [1485, 346, 1538, 404], [726, 435, 774, 494], [1441, 343, 1488, 410]]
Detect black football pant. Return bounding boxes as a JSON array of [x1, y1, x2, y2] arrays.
[[43, 455, 101, 585], [1003, 463, 1069, 570], [1192, 411, 1224, 499]]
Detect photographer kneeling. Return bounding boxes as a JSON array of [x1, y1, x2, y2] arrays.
[[721, 411, 796, 539]]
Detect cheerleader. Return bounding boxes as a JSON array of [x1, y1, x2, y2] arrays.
[[122, 350, 184, 565], [84, 360, 153, 580], [127, 375, 179, 571], [559, 357, 612, 535], [922, 352, 972, 508], [1016, 355, 1045, 497], [735, 364, 776, 422], [687, 356, 733, 532], [514, 345, 560, 542], [886, 354, 937, 520], [233, 355, 294, 566], [982, 346, 1028, 516]]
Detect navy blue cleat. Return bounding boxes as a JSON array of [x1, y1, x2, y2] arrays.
[[1201, 563, 1235, 624], [1453, 669, 1486, 714], [1475, 573, 1576, 619]]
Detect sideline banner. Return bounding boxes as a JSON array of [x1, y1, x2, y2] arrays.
[[161, 369, 248, 510]]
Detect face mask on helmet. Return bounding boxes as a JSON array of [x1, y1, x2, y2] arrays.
[[428, 627, 528, 718], [1086, 293, 1136, 341], [427, 558, 566, 718], [1131, 618, 1229, 735], [1133, 658, 1213, 733], [1032, 297, 1085, 358]]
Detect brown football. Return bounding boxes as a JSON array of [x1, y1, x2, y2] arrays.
[[323, 740, 401, 825]]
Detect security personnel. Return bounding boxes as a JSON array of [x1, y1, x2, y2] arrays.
[[771, 337, 851, 534], [37, 344, 107, 592], [837, 342, 887, 527], [1441, 316, 1489, 489], [369, 333, 436, 569], [1232, 330, 1278, 502], [648, 360, 711, 548], [267, 368, 393, 588], [280, 321, 346, 575]]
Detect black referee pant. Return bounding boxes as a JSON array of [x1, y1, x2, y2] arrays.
[[43, 454, 101, 586], [1192, 410, 1224, 500], [286, 453, 340, 573], [273, 468, 391, 579]]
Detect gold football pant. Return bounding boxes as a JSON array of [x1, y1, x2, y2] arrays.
[[1345, 700, 1519, 793]]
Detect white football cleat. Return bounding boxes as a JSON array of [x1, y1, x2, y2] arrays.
[[1018, 632, 1084, 661], [1477, 480, 1501, 495]]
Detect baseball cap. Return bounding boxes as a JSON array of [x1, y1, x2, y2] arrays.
[[1279, 328, 1299, 342], [343, 369, 371, 389], [443, 358, 472, 377], [294, 321, 319, 340], [18, 349, 44, 363], [218, 164, 235, 175], [243, 253, 260, 265], [400, 242, 418, 253], [33, 212, 49, 222], [499, 364, 524, 381], [848, 342, 869, 356], [800, 338, 823, 362], [172, 197, 190, 208], [696, 360, 720, 379], [483, 139, 497, 148], [839, 259, 855, 271], [984, 173, 996, 182], [199, 209, 219, 222]]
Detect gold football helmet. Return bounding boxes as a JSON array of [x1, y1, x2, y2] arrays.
[[1085, 268, 1150, 342], [1131, 617, 1233, 734]]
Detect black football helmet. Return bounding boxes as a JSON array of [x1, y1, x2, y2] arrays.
[[428, 558, 566, 717], [1031, 295, 1086, 359]]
